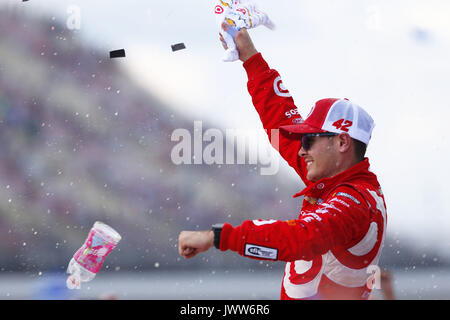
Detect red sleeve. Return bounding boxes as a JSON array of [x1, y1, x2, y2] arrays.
[[219, 186, 370, 262], [243, 53, 309, 184]]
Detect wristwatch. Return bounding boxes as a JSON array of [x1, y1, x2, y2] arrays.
[[211, 223, 224, 249]]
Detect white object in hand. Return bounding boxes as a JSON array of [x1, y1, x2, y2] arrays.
[[214, 0, 275, 62]]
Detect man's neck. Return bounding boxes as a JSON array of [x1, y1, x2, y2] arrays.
[[328, 157, 361, 180]]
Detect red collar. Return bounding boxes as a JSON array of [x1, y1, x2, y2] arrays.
[[293, 158, 378, 198]]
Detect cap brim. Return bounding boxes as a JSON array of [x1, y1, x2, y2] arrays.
[[279, 123, 326, 135]]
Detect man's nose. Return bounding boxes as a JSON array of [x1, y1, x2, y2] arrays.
[[298, 145, 307, 157]]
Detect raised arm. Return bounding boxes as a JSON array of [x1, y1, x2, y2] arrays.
[[220, 26, 309, 182]]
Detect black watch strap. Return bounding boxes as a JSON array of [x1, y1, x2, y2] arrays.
[[211, 223, 224, 249]]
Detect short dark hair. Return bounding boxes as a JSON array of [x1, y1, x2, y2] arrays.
[[352, 138, 367, 161]]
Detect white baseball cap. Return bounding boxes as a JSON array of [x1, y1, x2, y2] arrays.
[[280, 98, 375, 145]]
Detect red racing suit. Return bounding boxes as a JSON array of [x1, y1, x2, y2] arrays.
[[218, 53, 387, 300]]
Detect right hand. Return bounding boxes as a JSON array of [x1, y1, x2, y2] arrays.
[[219, 23, 258, 62], [178, 230, 214, 259]]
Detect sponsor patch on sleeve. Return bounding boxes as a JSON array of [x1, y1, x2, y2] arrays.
[[337, 192, 361, 205], [286, 219, 297, 226], [273, 76, 292, 97], [244, 244, 278, 260]]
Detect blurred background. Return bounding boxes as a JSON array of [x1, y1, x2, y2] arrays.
[[0, 0, 449, 300]]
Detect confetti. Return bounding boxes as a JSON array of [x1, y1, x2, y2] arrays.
[[109, 49, 126, 59], [171, 43, 186, 52]]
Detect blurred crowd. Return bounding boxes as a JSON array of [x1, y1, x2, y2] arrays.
[[0, 9, 300, 272]]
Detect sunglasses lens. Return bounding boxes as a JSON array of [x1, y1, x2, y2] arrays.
[[301, 133, 337, 151], [301, 135, 311, 151]]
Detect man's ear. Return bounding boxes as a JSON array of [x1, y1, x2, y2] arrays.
[[337, 133, 352, 153]]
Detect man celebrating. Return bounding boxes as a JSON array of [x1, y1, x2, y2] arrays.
[[178, 27, 387, 300]]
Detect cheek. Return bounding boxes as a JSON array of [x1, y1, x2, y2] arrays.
[[312, 145, 336, 168]]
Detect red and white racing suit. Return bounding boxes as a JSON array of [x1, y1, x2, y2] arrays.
[[218, 53, 387, 300]]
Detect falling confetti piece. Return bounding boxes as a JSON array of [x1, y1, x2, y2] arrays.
[[171, 43, 186, 52], [110, 49, 126, 59]]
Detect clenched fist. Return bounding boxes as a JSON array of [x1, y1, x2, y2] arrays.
[[178, 230, 214, 259], [219, 24, 258, 62]]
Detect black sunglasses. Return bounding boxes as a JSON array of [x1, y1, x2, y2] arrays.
[[301, 133, 338, 151]]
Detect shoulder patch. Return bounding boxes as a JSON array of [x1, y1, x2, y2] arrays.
[[320, 202, 342, 212], [329, 197, 350, 207], [337, 192, 361, 205]]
